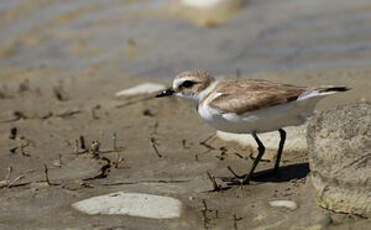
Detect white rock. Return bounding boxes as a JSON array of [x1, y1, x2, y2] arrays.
[[181, 0, 226, 8], [216, 124, 307, 153], [115, 83, 166, 97], [269, 200, 298, 210], [72, 192, 182, 219]]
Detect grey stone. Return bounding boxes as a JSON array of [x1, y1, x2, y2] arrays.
[[307, 102, 371, 217], [72, 192, 183, 219]]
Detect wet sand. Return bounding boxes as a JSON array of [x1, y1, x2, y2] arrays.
[[0, 63, 370, 229], [1, 0, 371, 229]]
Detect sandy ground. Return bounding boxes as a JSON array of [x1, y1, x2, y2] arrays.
[[0, 64, 370, 229], [1, 1, 371, 229]]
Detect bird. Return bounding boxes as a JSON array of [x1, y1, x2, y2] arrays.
[[156, 70, 350, 184]]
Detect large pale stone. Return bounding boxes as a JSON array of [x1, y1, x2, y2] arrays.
[[72, 192, 182, 219], [307, 103, 371, 217]]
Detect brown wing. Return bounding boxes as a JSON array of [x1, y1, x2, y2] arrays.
[[208, 79, 307, 114]]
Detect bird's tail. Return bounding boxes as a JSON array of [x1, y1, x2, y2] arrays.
[[316, 86, 351, 93], [298, 86, 350, 101]]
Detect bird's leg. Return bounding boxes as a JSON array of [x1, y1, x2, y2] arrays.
[[242, 131, 265, 185], [273, 129, 286, 176]]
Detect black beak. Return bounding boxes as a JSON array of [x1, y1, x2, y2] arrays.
[[156, 88, 175, 97]]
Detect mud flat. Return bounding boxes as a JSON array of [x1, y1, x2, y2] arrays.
[[0, 64, 370, 229]]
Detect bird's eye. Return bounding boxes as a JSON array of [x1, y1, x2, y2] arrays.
[[181, 80, 195, 88]]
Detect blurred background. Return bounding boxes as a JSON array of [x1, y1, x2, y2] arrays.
[[1, 0, 371, 78]]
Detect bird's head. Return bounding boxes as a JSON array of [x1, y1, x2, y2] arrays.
[[156, 70, 215, 106]]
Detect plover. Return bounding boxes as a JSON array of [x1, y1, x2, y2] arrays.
[[156, 70, 349, 184]]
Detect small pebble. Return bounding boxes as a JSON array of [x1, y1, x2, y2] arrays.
[[269, 200, 298, 210]]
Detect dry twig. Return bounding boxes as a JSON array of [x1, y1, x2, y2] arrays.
[[0, 111, 27, 123], [206, 171, 221, 192], [233, 214, 243, 230], [0, 166, 25, 189], [201, 200, 212, 229], [44, 164, 51, 185], [200, 134, 216, 150], [53, 154, 63, 168], [9, 127, 17, 140], [150, 136, 162, 158], [79, 136, 86, 150], [112, 133, 117, 151], [91, 105, 101, 120], [112, 152, 125, 168]]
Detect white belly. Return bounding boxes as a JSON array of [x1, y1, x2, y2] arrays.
[[198, 99, 319, 134]]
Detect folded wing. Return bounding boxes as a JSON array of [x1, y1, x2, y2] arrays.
[[208, 79, 307, 114]]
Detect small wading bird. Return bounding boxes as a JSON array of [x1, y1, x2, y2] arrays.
[[156, 70, 349, 184]]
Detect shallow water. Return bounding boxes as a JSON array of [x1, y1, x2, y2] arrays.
[[1, 0, 371, 78]]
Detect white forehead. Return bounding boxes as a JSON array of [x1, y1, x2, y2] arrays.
[[172, 76, 200, 89]]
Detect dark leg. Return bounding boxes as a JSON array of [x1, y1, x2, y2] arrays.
[[274, 129, 286, 175], [242, 131, 265, 184]]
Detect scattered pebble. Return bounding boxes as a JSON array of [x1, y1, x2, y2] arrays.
[[115, 83, 166, 97], [269, 200, 298, 211], [90, 140, 100, 154], [72, 192, 182, 219]]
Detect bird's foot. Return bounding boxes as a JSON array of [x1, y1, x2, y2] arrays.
[[226, 166, 250, 185]]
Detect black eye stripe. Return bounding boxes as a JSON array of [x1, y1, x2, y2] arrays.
[[181, 80, 195, 88]]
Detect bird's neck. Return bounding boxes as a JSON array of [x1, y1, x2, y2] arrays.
[[195, 80, 219, 108]]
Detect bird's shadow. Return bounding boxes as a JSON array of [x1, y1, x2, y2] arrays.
[[220, 163, 310, 185], [252, 162, 310, 183]]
